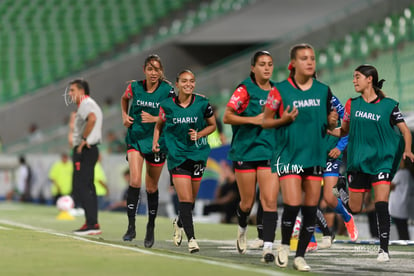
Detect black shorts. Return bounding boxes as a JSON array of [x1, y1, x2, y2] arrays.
[[279, 166, 323, 181], [233, 160, 271, 172], [347, 171, 391, 192], [126, 144, 166, 166], [170, 160, 206, 181]]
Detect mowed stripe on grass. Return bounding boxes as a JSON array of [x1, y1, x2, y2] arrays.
[[1, 202, 413, 275], [0, 218, 288, 276]]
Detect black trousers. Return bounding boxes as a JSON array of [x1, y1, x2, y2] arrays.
[[392, 216, 410, 240], [72, 145, 99, 226]]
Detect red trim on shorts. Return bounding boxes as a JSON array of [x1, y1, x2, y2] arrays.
[[280, 174, 302, 180], [145, 160, 165, 167], [257, 167, 271, 170], [127, 149, 139, 154], [304, 176, 323, 181], [235, 169, 256, 173], [172, 174, 191, 179], [349, 187, 371, 193], [192, 177, 202, 181], [372, 181, 390, 186]]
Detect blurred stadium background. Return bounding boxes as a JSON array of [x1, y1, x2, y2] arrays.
[[0, 0, 413, 225]]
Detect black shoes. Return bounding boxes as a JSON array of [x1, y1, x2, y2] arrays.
[[144, 223, 155, 248], [123, 225, 136, 241], [123, 223, 154, 248], [73, 223, 102, 236]]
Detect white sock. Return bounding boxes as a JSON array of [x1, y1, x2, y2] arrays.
[[263, 242, 273, 250]]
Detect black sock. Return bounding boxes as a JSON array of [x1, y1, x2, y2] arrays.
[[281, 204, 300, 245], [337, 176, 349, 203], [179, 202, 195, 241], [126, 186, 140, 227], [147, 190, 159, 227], [375, 201, 390, 253], [236, 205, 250, 228], [257, 202, 264, 239], [177, 217, 183, 228], [296, 206, 317, 258], [262, 211, 278, 243], [316, 208, 331, 236]]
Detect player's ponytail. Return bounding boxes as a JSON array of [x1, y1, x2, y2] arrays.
[[355, 64, 386, 99]]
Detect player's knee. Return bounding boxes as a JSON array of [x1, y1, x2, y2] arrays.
[[324, 194, 337, 207], [260, 199, 277, 211], [129, 178, 141, 188], [239, 202, 252, 213], [349, 204, 362, 214]]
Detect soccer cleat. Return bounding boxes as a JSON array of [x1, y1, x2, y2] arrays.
[[73, 223, 102, 236], [261, 249, 275, 263], [306, 241, 318, 253], [318, 234, 334, 249], [344, 215, 358, 241], [377, 249, 390, 262], [236, 227, 247, 254], [173, 218, 183, 247], [122, 225, 136, 241], [144, 223, 154, 248], [275, 244, 289, 268], [293, 257, 311, 271], [250, 238, 264, 249], [188, 238, 199, 253]]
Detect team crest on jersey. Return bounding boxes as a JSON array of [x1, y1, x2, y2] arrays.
[[160, 111, 166, 121], [266, 94, 280, 110]]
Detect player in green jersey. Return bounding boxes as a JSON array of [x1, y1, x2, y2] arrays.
[[153, 70, 216, 253], [121, 54, 175, 247], [223, 51, 297, 263], [328, 64, 414, 262], [263, 44, 338, 271]]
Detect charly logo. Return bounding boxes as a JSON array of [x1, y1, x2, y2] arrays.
[[194, 136, 208, 148], [63, 85, 73, 106], [62, 84, 88, 106], [274, 157, 304, 176]]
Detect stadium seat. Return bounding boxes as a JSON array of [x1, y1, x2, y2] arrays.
[[1, 0, 217, 103]]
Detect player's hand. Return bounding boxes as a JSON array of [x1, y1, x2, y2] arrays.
[[328, 108, 338, 130], [327, 128, 340, 137], [152, 142, 160, 152], [403, 151, 414, 163], [280, 105, 298, 124], [328, 147, 341, 159], [252, 113, 264, 125], [122, 113, 134, 127], [188, 129, 198, 141], [141, 111, 155, 123]]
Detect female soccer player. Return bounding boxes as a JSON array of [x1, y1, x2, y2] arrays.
[[317, 94, 357, 249], [152, 69, 216, 253], [121, 54, 174, 247], [223, 51, 297, 263], [328, 64, 414, 262], [263, 43, 337, 271]]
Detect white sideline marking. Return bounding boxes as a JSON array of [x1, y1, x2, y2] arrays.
[[0, 219, 287, 276], [0, 225, 11, 230]]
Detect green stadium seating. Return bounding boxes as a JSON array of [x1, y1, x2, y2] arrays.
[[0, 0, 199, 104]]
